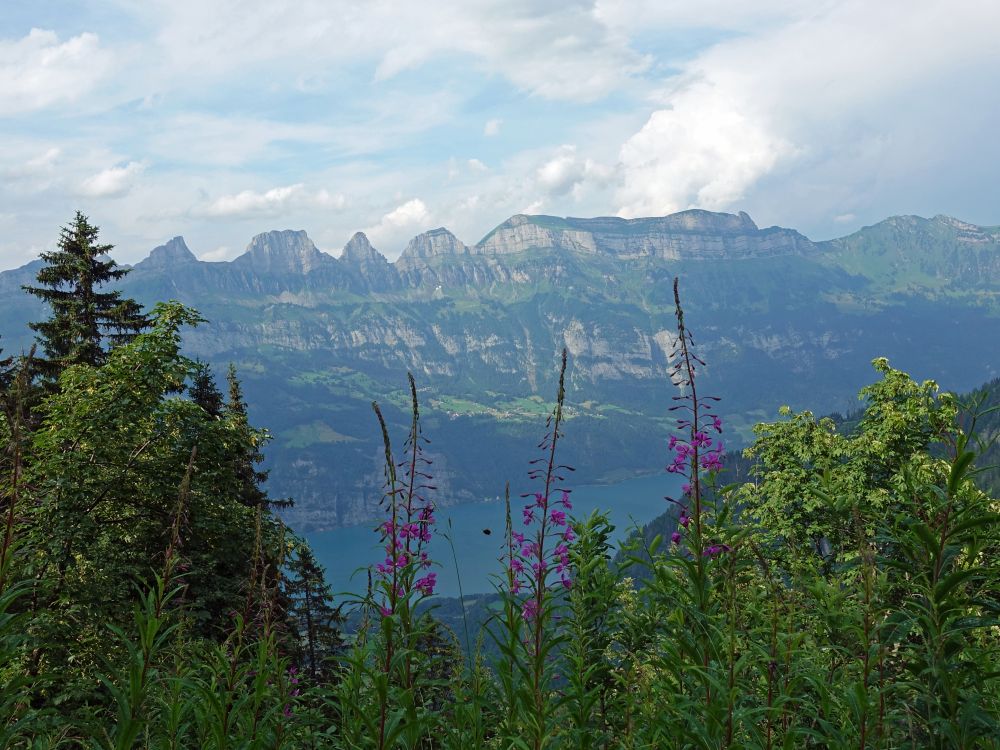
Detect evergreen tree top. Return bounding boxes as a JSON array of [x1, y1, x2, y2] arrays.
[[23, 211, 149, 375]]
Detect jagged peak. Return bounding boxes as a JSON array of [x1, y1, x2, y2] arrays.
[[140, 236, 197, 268], [341, 232, 388, 264], [400, 227, 468, 261], [234, 229, 333, 274]]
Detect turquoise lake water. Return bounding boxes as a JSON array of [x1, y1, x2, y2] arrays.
[[306, 472, 683, 599]]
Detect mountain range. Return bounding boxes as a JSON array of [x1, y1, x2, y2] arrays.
[[1, 209, 998, 530]]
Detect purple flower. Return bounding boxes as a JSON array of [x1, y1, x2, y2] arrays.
[[678, 514, 689, 528], [712, 415, 723, 433], [522, 507, 536, 525], [379, 605, 393, 617], [559, 491, 572, 510], [562, 527, 576, 543], [692, 431, 712, 448], [550, 509, 567, 526], [512, 531, 525, 545], [671, 531, 681, 544], [522, 599, 539, 621], [415, 572, 437, 596]]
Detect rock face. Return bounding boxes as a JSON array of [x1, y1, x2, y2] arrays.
[[339, 232, 400, 290], [2, 208, 999, 532], [137, 237, 198, 270], [475, 210, 813, 260], [233, 230, 334, 275], [398, 228, 470, 266]]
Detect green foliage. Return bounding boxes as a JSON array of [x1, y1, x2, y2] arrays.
[[22, 211, 148, 381], [0, 258, 998, 747], [284, 542, 345, 684]]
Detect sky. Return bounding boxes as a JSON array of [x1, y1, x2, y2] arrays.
[[1, 0, 999, 269]]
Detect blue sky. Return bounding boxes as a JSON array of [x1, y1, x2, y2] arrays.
[[1, 0, 998, 269]]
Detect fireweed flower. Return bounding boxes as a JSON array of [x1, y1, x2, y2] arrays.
[[665, 277, 730, 560], [371, 378, 439, 620], [504, 349, 577, 624]]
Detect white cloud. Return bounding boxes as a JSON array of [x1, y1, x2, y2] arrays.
[[484, 118, 502, 136], [468, 158, 489, 173], [0, 29, 113, 115], [78, 161, 146, 198], [536, 145, 617, 200], [196, 184, 346, 219], [199, 245, 236, 262], [138, 0, 648, 102], [365, 198, 433, 251], [615, 0, 1000, 222], [5, 148, 61, 179]]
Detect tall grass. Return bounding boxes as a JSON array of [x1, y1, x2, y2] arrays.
[[0, 280, 997, 748]]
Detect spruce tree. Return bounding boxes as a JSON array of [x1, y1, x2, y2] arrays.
[[189, 360, 224, 418], [225, 364, 279, 508], [0, 338, 12, 395], [23, 211, 148, 379], [284, 543, 344, 682]]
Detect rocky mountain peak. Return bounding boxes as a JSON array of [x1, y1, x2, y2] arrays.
[[140, 236, 197, 269], [400, 228, 469, 262], [234, 230, 331, 274], [475, 209, 809, 260], [340, 232, 388, 265]]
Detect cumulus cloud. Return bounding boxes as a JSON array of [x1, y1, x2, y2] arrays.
[[365, 198, 433, 251], [484, 118, 502, 136], [78, 161, 146, 198], [196, 184, 346, 219], [536, 145, 617, 200], [616, 0, 1000, 222], [0, 29, 113, 115]]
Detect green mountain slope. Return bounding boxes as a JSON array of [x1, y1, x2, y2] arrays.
[[1, 210, 997, 530]]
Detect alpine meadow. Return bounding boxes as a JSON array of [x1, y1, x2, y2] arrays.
[[1, 2, 999, 748]]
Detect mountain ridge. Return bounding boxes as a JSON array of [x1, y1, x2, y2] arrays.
[[1, 208, 997, 531]]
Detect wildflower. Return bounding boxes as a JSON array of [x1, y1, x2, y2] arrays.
[[700, 450, 723, 472], [415, 572, 437, 596], [559, 491, 572, 509], [523, 507, 535, 525], [671, 531, 681, 544], [550, 509, 567, 526], [522, 598, 539, 621]]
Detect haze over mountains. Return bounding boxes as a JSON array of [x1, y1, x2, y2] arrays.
[[2, 210, 998, 531]]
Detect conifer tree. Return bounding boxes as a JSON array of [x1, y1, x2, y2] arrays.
[[189, 360, 224, 418], [23, 211, 148, 380], [0, 338, 12, 395], [225, 364, 282, 508], [285, 543, 344, 682]]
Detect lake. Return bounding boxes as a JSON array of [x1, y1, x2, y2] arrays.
[[306, 472, 683, 599]]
